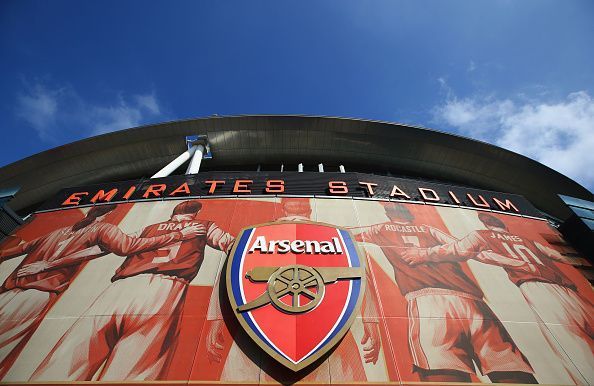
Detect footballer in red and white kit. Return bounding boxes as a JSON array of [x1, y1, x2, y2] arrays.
[[30, 200, 234, 381], [404, 212, 594, 383], [0, 204, 198, 379], [356, 203, 536, 383], [205, 198, 382, 383]]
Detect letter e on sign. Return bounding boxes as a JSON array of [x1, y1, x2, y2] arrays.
[[234, 180, 253, 193], [62, 192, 89, 206], [90, 189, 118, 203]]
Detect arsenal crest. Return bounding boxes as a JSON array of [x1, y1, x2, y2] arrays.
[[226, 221, 365, 371]]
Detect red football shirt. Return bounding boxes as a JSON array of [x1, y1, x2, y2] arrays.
[[113, 219, 234, 282], [360, 222, 484, 298], [473, 230, 574, 288], [0, 222, 183, 293]]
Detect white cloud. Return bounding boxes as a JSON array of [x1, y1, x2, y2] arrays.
[[433, 86, 594, 191], [467, 60, 476, 72], [90, 103, 144, 136], [15, 84, 60, 140], [15, 81, 163, 142], [134, 93, 160, 115]]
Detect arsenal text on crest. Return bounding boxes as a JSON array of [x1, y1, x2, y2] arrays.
[[248, 236, 344, 254], [226, 221, 366, 372]]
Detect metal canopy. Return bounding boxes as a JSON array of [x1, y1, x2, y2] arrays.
[[0, 115, 591, 219]]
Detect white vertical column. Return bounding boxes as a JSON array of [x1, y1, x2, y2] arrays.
[[186, 143, 205, 174], [152, 145, 199, 178], [298, 163, 304, 172], [318, 163, 324, 172], [339, 165, 346, 173]]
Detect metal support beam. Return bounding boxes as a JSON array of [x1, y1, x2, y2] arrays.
[[151, 135, 210, 178], [152, 145, 199, 178], [186, 143, 205, 174]]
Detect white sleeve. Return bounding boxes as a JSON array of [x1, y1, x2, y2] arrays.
[[206, 272, 223, 320], [535, 241, 569, 263], [427, 225, 457, 244], [362, 267, 379, 322], [206, 223, 235, 253]]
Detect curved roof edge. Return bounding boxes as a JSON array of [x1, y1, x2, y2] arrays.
[[0, 115, 591, 220]]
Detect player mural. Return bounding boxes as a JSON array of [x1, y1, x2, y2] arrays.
[[401, 211, 594, 383], [0, 204, 202, 379], [0, 197, 591, 385], [353, 203, 536, 384], [27, 200, 234, 381]]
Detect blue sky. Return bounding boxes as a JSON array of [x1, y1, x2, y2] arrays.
[[1, 1, 593, 191]]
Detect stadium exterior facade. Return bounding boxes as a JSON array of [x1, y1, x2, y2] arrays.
[[0, 115, 592, 385]]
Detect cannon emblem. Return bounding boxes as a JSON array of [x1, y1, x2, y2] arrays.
[[226, 221, 365, 371], [238, 264, 364, 314]]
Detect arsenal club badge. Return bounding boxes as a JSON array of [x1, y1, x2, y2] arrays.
[[226, 221, 365, 371]]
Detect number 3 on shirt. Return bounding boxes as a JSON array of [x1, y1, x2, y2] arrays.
[[152, 242, 182, 264]]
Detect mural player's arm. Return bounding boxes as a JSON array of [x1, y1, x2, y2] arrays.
[[0, 236, 42, 262], [16, 224, 204, 276], [206, 275, 225, 363], [427, 226, 527, 267], [352, 227, 383, 364], [427, 225, 457, 244], [534, 241, 575, 264], [203, 223, 235, 363], [361, 267, 381, 364], [205, 222, 235, 253], [401, 231, 527, 268]]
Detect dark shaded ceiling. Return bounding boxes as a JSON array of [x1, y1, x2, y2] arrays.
[[0, 115, 591, 219]]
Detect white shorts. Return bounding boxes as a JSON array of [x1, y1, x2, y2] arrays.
[[86, 273, 187, 317], [406, 288, 533, 375], [31, 274, 187, 381], [520, 281, 594, 383], [0, 289, 53, 379]]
